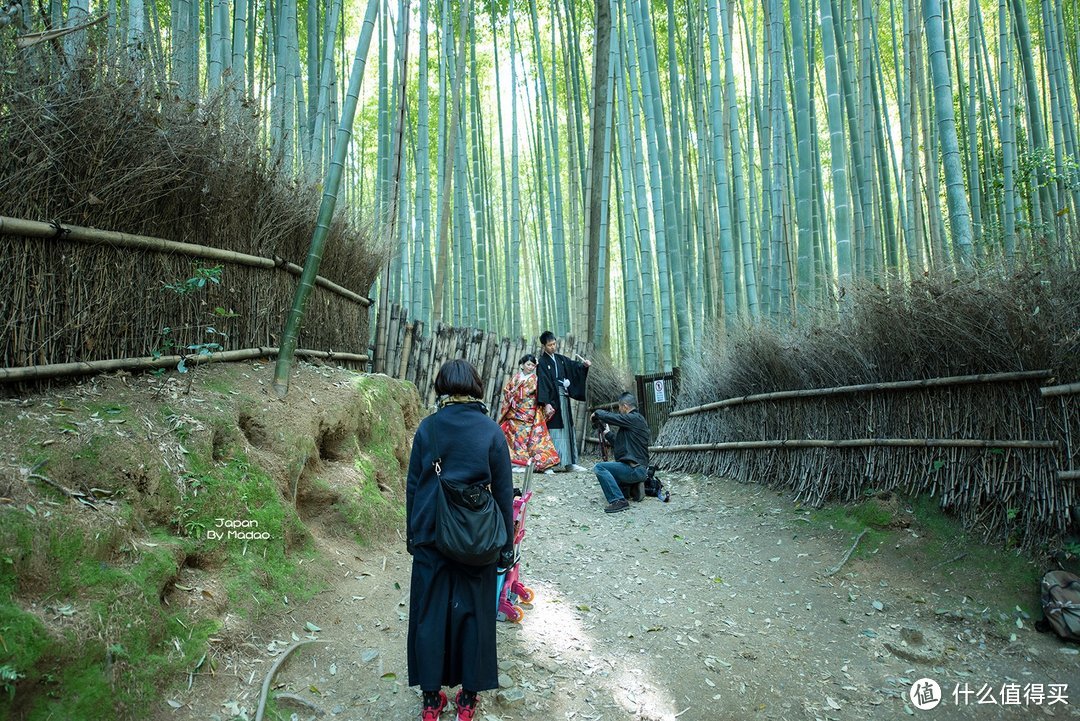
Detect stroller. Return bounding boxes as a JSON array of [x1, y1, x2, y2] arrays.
[[496, 463, 537, 623]]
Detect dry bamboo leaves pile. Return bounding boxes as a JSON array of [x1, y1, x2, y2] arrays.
[[0, 52, 382, 374], [658, 271, 1080, 547]]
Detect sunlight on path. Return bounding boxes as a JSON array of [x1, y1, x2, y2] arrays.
[[512, 579, 684, 720]]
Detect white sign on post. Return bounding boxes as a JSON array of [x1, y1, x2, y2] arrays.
[[653, 379, 667, 403]]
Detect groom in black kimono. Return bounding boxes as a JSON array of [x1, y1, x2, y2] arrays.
[[536, 330, 590, 472]]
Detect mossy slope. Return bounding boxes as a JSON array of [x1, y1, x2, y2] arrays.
[[0, 366, 419, 719]]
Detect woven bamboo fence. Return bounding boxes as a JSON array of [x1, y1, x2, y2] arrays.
[[654, 372, 1080, 546], [0, 216, 373, 383]]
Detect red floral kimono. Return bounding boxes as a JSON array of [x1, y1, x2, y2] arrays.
[[498, 370, 560, 471]]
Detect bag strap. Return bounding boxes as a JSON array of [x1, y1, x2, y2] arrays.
[[430, 417, 443, 478]]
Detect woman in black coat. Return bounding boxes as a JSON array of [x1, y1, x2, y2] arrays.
[[406, 359, 515, 721]]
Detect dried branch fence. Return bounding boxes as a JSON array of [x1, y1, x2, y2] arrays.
[[655, 371, 1080, 546], [1, 216, 372, 383], [0, 214, 599, 446]]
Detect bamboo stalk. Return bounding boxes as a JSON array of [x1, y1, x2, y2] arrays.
[[1041, 382, 1080, 397], [1057, 471, 1080, 481], [651, 438, 1058, 451], [669, 370, 1054, 416], [397, 322, 415, 380], [0, 216, 371, 307], [0, 347, 368, 382], [293, 349, 370, 363]]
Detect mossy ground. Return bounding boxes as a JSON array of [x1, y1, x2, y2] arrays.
[[794, 491, 1044, 625], [0, 363, 419, 719]]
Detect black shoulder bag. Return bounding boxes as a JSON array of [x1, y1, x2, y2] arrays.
[[431, 421, 507, 566]]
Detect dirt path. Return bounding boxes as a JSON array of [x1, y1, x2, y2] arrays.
[[162, 467, 1080, 721]]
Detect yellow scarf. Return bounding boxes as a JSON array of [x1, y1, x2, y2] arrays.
[[438, 394, 487, 412]]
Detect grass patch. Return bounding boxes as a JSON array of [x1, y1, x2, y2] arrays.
[[0, 367, 421, 717], [342, 458, 405, 545], [0, 508, 208, 719], [178, 455, 318, 611], [902, 495, 1043, 620], [798, 493, 1043, 626], [0, 452, 318, 718], [202, 377, 235, 395], [802, 496, 895, 556]]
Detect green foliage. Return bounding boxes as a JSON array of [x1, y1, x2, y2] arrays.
[[904, 495, 1042, 617], [176, 455, 318, 609], [0, 368, 418, 717], [0, 664, 22, 700], [798, 492, 1042, 620], [0, 447, 319, 719], [156, 267, 229, 375], [163, 266, 223, 295], [810, 497, 894, 532], [0, 507, 209, 719], [326, 456, 403, 545], [805, 498, 893, 554]]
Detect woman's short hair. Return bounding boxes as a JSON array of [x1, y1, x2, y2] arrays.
[[434, 359, 483, 398], [539, 330, 556, 345], [519, 353, 538, 365]]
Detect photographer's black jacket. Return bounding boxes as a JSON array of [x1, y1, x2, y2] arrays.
[[594, 408, 651, 467]]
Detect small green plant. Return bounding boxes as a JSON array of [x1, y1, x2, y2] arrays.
[[156, 267, 230, 385], [1, 664, 22, 700], [152, 326, 177, 359], [177, 328, 227, 373], [170, 504, 205, 537], [163, 266, 222, 295]]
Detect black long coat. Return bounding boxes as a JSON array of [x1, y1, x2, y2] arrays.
[[405, 402, 514, 692], [535, 352, 589, 430]]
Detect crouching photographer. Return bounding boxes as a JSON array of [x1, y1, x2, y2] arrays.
[[589, 393, 651, 514]]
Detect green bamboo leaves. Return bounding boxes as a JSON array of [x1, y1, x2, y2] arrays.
[[75, 0, 1080, 375]]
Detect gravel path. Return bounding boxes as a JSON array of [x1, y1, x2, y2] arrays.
[[162, 467, 1080, 721]]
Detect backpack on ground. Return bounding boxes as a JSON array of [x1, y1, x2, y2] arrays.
[[644, 466, 670, 503], [1034, 570, 1080, 642]]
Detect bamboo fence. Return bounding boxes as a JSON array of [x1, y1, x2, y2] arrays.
[[1, 217, 372, 382], [655, 372, 1080, 546]]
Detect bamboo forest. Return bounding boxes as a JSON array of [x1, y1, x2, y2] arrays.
[[4, 0, 1077, 374], [6, 1, 1080, 718]]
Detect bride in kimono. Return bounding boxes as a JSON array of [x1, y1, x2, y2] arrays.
[[498, 354, 560, 474]]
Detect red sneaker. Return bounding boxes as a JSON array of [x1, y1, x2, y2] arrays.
[[454, 690, 478, 721], [421, 690, 448, 721]]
